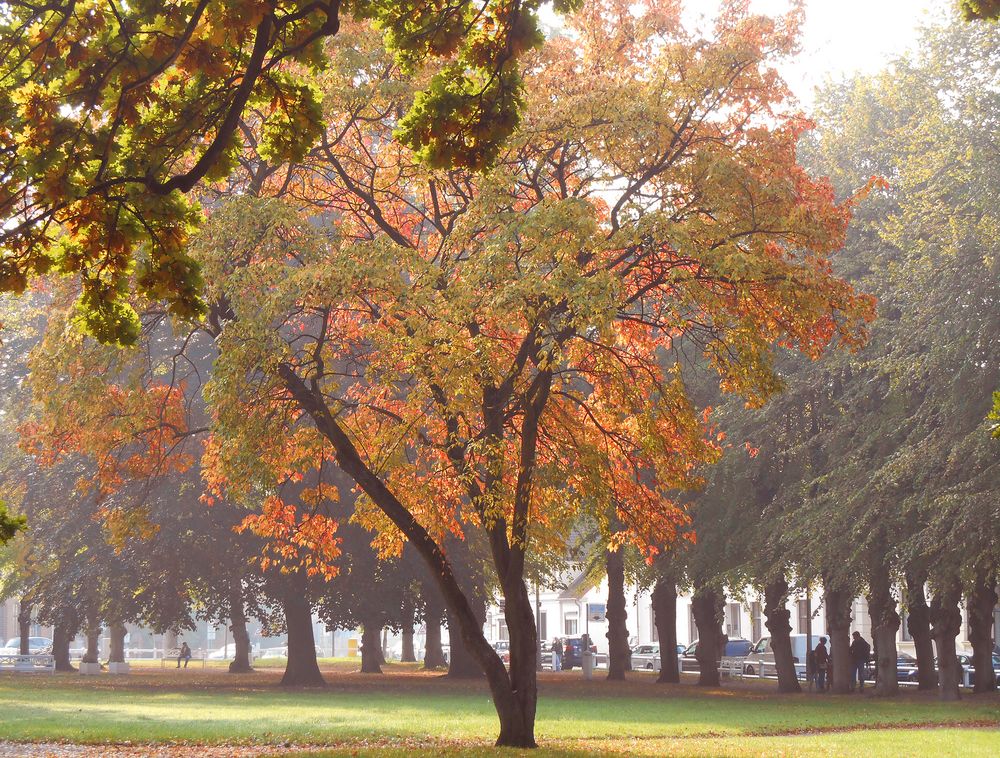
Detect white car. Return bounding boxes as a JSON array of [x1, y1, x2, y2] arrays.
[[207, 642, 262, 660], [630, 643, 661, 671], [1, 636, 52, 654]]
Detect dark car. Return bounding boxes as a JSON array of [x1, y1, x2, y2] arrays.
[[680, 638, 753, 673], [559, 635, 598, 670]]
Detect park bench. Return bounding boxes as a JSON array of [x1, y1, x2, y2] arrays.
[[719, 656, 746, 680], [0, 653, 55, 673]]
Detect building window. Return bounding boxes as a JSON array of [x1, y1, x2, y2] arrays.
[[538, 613, 547, 642], [725, 603, 741, 638], [797, 600, 810, 635], [750, 602, 763, 642], [650, 607, 659, 642], [564, 614, 578, 636], [497, 618, 509, 641], [900, 610, 912, 642], [688, 605, 697, 645]]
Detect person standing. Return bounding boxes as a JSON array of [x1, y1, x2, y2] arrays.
[[849, 631, 872, 691], [813, 637, 830, 693], [551, 638, 563, 672]]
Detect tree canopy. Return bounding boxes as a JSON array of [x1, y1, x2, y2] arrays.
[[0, 0, 576, 345]]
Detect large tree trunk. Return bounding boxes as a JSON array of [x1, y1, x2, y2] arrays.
[[930, 580, 963, 701], [497, 574, 538, 748], [401, 595, 416, 663], [691, 586, 723, 687], [17, 599, 31, 656], [605, 546, 631, 681], [361, 624, 383, 674], [82, 624, 101, 664], [905, 573, 938, 691], [764, 575, 801, 693], [280, 577, 325, 687], [108, 623, 126, 664], [52, 623, 77, 672], [966, 569, 997, 694], [868, 560, 899, 696], [280, 367, 538, 747], [652, 573, 679, 684], [228, 594, 254, 673], [823, 580, 852, 694], [422, 588, 447, 669]]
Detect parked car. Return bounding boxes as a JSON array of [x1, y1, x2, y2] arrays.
[[207, 642, 264, 660], [630, 643, 662, 671], [680, 638, 752, 673], [742, 634, 808, 677], [559, 635, 598, 670], [1, 636, 52, 654]]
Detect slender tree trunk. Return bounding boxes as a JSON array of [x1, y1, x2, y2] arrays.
[[108, 623, 126, 664], [401, 595, 416, 662], [652, 573, 679, 683], [867, 560, 899, 696], [764, 575, 801, 693], [905, 573, 938, 690], [361, 624, 383, 674], [966, 569, 997, 694], [691, 586, 723, 687], [280, 576, 325, 687], [422, 588, 447, 669], [823, 580, 853, 694], [52, 623, 77, 672], [17, 599, 31, 656], [82, 624, 101, 665], [930, 580, 963, 701], [445, 539, 486, 678], [605, 546, 631, 681], [229, 594, 254, 673]]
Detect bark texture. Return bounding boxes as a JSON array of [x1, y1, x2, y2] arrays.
[[82, 624, 101, 664], [281, 576, 325, 687], [764, 575, 801, 693], [361, 624, 383, 674], [422, 588, 447, 669], [401, 595, 416, 662], [17, 600, 31, 656], [229, 595, 254, 673], [605, 546, 631, 681], [109, 623, 127, 664], [52, 623, 77, 672], [966, 570, 997, 694], [904, 574, 938, 691], [691, 586, 723, 687], [930, 580, 963, 701], [823, 580, 853, 694], [867, 560, 899, 696], [652, 573, 679, 684]]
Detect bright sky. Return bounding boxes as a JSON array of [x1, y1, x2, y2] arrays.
[[541, 0, 955, 106], [696, 0, 953, 105]]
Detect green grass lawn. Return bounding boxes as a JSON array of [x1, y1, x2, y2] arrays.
[[1, 663, 997, 755]]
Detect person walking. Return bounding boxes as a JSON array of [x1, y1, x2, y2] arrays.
[[177, 641, 192, 669], [813, 637, 830, 693], [551, 638, 563, 672], [850, 631, 871, 691]]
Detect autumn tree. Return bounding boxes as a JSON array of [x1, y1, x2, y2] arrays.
[[199, 2, 872, 745], [0, 0, 579, 344]]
